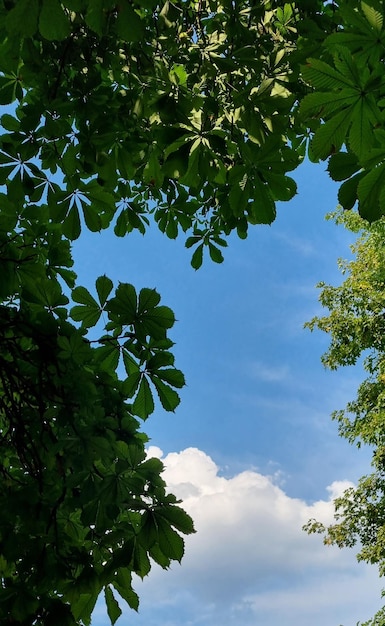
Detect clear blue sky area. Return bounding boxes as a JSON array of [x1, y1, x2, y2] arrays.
[[72, 161, 381, 626], [73, 161, 366, 498]]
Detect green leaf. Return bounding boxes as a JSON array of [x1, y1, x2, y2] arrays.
[[208, 243, 224, 264], [70, 304, 101, 328], [361, 2, 383, 32], [338, 172, 363, 210], [116, 4, 145, 42], [137, 305, 175, 339], [311, 109, 352, 161], [154, 368, 185, 389], [143, 150, 164, 188], [229, 182, 248, 217], [85, 0, 104, 36], [302, 57, 355, 91], [96, 275, 113, 306], [149, 542, 171, 568], [122, 349, 140, 375], [39, 0, 71, 40], [138, 288, 161, 314], [70, 593, 98, 625], [357, 163, 385, 221], [170, 63, 188, 86], [113, 571, 139, 612], [1, 114, 20, 132], [62, 205, 81, 240], [72, 286, 99, 307], [157, 505, 195, 535], [156, 517, 185, 562], [327, 152, 360, 181], [95, 340, 120, 372], [122, 371, 141, 397], [267, 174, 297, 201], [191, 243, 203, 270], [5, 0, 38, 37], [147, 352, 174, 369], [107, 283, 137, 324], [151, 376, 180, 412], [132, 376, 154, 419], [348, 98, 377, 158], [82, 204, 103, 232], [70, 286, 101, 327], [57, 333, 91, 364], [248, 179, 276, 224], [104, 586, 122, 626], [132, 542, 151, 579]]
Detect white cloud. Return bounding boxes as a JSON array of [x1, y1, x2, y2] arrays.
[[93, 447, 384, 626]]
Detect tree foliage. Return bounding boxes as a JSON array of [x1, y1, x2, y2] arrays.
[[2, 0, 385, 624], [304, 210, 385, 624]]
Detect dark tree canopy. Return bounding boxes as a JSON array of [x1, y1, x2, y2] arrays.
[[2, 0, 385, 624]]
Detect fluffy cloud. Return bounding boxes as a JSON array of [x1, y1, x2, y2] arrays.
[[93, 447, 384, 626]]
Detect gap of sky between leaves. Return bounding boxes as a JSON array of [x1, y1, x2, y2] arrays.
[[71, 160, 381, 626]]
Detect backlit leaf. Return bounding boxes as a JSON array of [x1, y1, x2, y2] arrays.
[[104, 586, 122, 626], [132, 376, 154, 419]]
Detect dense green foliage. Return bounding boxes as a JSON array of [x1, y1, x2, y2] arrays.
[[3, 0, 385, 624], [304, 210, 385, 624]]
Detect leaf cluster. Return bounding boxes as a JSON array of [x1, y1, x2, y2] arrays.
[[0, 0, 333, 268], [3, 0, 385, 623], [299, 0, 385, 221], [305, 209, 385, 622]]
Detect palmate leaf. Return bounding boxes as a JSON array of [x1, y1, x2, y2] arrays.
[[326, 3, 385, 66], [71, 277, 113, 328], [302, 46, 384, 161], [71, 286, 101, 328]]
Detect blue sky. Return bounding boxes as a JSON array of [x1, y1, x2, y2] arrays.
[[72, 161, 383, 626]]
